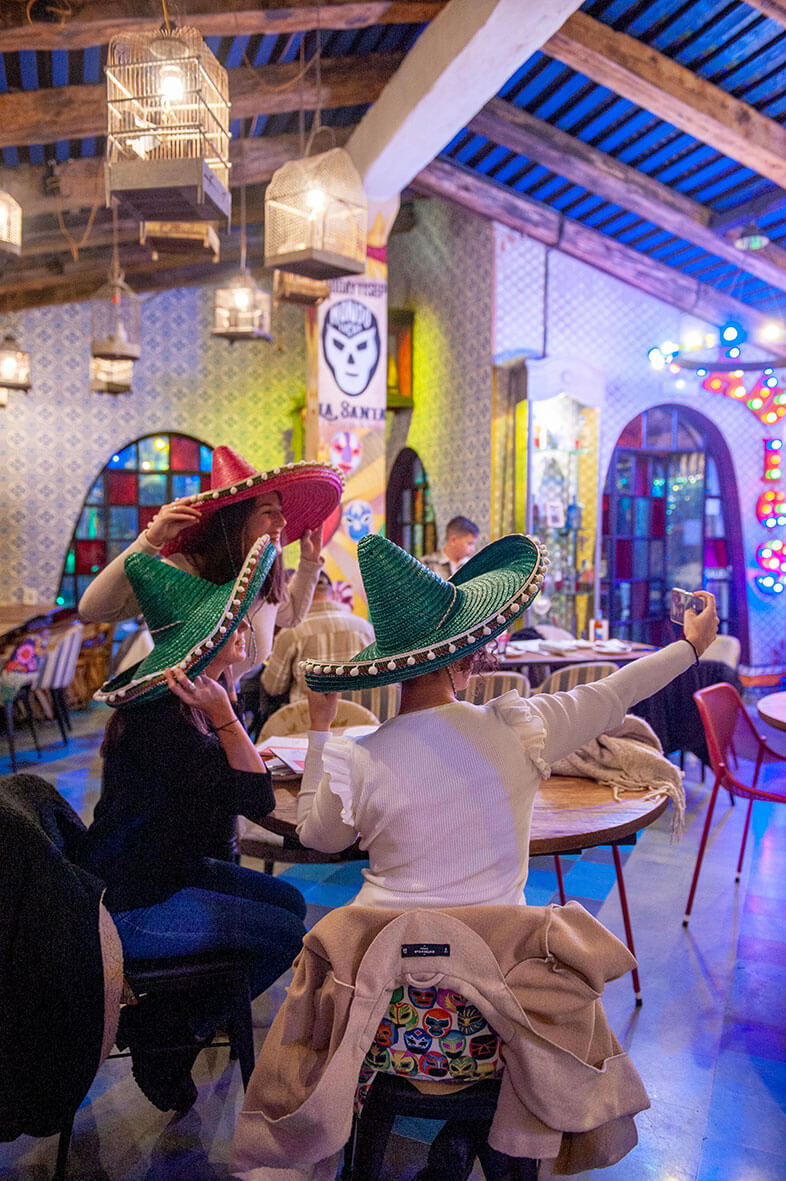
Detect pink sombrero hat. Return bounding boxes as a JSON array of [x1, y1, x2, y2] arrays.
[[160, 446, 344, 556]]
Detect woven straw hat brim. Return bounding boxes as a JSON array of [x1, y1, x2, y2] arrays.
[[160, 461, 344, 555], [303, 534, 548, 692], [95, 536, 275, 708]]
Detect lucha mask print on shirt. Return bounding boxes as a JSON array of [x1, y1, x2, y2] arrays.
[[322, 298, 381, 396]]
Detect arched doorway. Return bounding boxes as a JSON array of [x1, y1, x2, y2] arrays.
[[57, 433, 213, 608], [600, 405, 749, 660], [386, 447, 437, 558]]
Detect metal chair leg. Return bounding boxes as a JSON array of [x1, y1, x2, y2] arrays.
[[51, 689, 69, 745], [684, 774, 722, 925], [20, 687, 42, 757], [54, 1113, 74, 1181], [612, 845, 642, 1005], [736, 799, 754, 882], [3, 701, 17, 772], [553, 855, 567, 905]]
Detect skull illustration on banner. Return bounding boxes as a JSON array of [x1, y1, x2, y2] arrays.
[[322, 299, 381, 396]]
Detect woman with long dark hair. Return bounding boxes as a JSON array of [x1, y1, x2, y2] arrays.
[[83, 537, 307, 1112], [79, 446, 344, 681]]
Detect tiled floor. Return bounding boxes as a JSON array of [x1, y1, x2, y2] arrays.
[[2, 705, 786, 1179]]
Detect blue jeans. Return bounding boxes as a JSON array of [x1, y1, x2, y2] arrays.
[[111, 859, 307, 997]]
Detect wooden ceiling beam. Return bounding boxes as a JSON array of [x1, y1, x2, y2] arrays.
[[744, 1, 786, 29], [0, 51, 401, 150], [709, 186, 786, 233], [544, 11, 786, 190], [0, 126, 353, 217], [412, 159, 786, 358], [470, 98, 786, 297], [0, 1, 446, 52]]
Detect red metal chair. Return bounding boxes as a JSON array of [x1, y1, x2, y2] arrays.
[[684, 683, 786, 926]]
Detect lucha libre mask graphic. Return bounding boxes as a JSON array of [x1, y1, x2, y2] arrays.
[[330, 429, 362, 476], [439, 1032, 466, 1058], [469, 1033, 500, 1060], [373, 1019, 396, 1048], [391, 1050, 419, 1076], [364, 1043, 391, 1071], [448, 1055, 477, 1079], [389, 1000, 419, 1030], [403, 1027, 432, 1053], [436, 989, 464, 1012], [419, 1050, 449, 1078], [342, 499, 373, 541], [408, 984, 437, 1009], [423, 1008, 451, 1038], [322, 298, 380, 396], [456, 1004, 486, 1036]]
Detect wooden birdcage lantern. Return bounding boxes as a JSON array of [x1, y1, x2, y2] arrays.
[[105, 26, 231, 222], [0, 193, 22, 257], [0, 332, 31, 407], [90, 356, 134, 395], [91, 274, 142, 363], [212, 272, 272, 341], [264, 147, 367, 279]]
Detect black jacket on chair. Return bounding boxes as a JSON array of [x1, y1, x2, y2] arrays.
[[0, 773, 109, 1140], [630, 659, 743, 763]]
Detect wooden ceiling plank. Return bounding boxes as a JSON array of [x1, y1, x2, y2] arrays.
[[0, 2, 446, 52], [0, 52, 401, 150], [470, 99, 786, 296], [744, 1, 786, 30], [544, 11, 786, 190], [709, 186, 786, 232], [413, 158, 786, 357]]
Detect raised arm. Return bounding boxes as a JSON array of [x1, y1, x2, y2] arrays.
[[296, 688, 357, 852], [275, 529, 322, 629], [78, 500, 201, 623], [528, 594, 718, 769]]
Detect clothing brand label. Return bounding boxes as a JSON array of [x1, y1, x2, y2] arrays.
[[401, 943, 450, 958]]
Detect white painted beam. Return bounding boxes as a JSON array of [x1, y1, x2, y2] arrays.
[[346, 0, 583, 199]]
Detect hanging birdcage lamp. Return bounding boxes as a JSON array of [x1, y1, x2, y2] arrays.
[[0, 192, 22, 257], [0, 332, 31, 407], [105, 24, 231, 222], [91, 199, 142, 370], [90, 355, 134, 395], [265, 147, 367, 279], [213, 179, 271, 341]]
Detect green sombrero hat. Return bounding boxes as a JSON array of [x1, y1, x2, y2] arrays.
[[95, 535, 276, 708], [302, 532, 548, 692]]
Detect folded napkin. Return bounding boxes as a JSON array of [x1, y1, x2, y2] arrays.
[[594, 639, 631, 653], [551, 714, 685, 838], [540, 641, 580, 656]]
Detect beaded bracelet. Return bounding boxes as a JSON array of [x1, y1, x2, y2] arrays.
[[683, 638, 700, 666]]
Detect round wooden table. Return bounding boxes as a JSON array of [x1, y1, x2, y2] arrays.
[[254, 774, 668, 856], [757, 691, 786, 732]]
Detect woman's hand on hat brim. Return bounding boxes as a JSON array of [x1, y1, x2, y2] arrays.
[[306, 686, 338, 731], [164, 666, 234, 724], [145, 499, 203, 549]]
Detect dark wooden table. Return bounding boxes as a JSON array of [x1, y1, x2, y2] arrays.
[[500, 641, 655, 672]]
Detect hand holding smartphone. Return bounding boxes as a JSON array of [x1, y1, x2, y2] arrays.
[[670, 587, 704, 626]]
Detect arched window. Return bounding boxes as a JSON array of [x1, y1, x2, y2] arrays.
[[600, 405, 748, 660], [57, 433, 213, 608], [386, 447, 436, 558]]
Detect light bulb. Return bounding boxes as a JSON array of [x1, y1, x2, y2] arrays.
[[233, 286, 252, 311], [306, 188, 327, 213], [159, 64, 185, 104], [0, 354, 16, 380]]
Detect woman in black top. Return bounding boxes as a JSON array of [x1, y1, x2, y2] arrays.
[[83, 540, 307, 1109]]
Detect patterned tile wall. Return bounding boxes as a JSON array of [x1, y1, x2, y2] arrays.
[[0, 283, 307, 604], [387, 199, 495, 546], [492, 224, 784, 668]]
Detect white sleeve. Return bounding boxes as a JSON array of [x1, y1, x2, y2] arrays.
[[524, 641, 695, 770], [275, 558, 321, 629], [78, 532, 160, 623], [296, 731, 358, 852]]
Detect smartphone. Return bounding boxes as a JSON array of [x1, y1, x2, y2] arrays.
[[670, 587, 703, 626]]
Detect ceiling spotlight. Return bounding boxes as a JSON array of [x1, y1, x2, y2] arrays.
[[734, 223, 770, 251]]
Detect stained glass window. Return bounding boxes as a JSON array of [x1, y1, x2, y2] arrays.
[[386, 447, 436, 559], [56, 433, 213, 609]]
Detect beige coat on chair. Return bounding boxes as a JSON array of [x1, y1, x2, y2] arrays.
[[232, 902, 649, 1180]]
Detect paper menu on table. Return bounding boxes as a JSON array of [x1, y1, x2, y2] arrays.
[[258, 735, 308, 774]]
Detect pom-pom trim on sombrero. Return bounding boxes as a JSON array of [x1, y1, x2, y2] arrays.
[[94, 534, 274, 707], [181, 459, 344, 508], [301, 535, 549, 692]]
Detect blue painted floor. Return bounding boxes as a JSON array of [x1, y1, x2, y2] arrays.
[[2, 706, 786, 1179]]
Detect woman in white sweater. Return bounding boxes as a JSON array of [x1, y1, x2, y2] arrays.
[[296, 532, 718, 908], [79, 446, 343, 682]]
